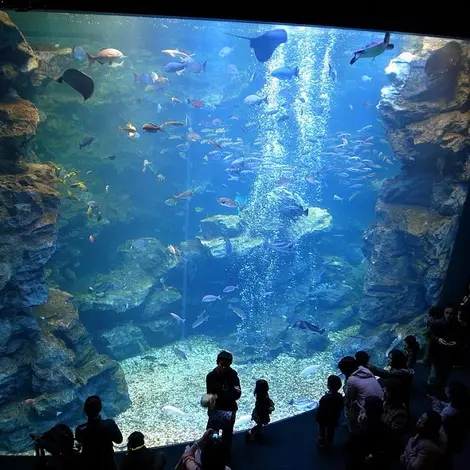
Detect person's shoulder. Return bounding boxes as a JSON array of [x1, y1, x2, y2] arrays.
[[206, 368, 217, 378]]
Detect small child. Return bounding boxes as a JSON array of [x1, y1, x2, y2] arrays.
[[245, 379, 274, 443], [316, 375, 344, 449], [404, 335, 420, 368]]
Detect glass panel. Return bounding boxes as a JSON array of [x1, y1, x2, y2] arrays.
[[0, 9, 468, 454]]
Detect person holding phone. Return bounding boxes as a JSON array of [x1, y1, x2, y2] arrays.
[[426, 306, 462, 399], [175, 429, 230, 470], [205, 350, 241, 465]]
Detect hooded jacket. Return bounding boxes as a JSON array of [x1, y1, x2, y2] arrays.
[[345, 366, 384, 409]]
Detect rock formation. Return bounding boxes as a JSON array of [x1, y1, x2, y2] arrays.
[[0, 289, 130, 453], [0, 12, 131, 453], [0, 11, 61, 311], [359, 39, 470, 328]]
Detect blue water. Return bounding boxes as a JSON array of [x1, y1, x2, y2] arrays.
[[3, 11, 409, 452]]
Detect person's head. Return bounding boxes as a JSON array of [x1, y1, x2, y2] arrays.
[[84, 395, 102, 419], [458, 307, 470, 326], [327, 375, 342, 393], [127, 431, 145, 451], [416, 410, 442, 438], [444, 304, 457, 322], [404, 335, 419, 350], [388, 349, 407, 369], [363, 395, 384, 422], [338, 356, 358, 379], [384, 377, 405, 405], [428, 306, 443, 319], [216, 350, 233, 375], [254, 379, 269, 397], [446, 382, 470, 410], [355, 351, 370, 367], [200, 433, 225, 470]]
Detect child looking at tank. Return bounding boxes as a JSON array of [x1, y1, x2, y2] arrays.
[[316, 375, 344, 449], [245, 379, 275, 443]]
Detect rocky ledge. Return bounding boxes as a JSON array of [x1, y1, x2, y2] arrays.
[[0, 289, 130, 453], [360, 39, 470, 328]]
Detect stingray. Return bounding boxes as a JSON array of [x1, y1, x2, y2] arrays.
[[226, 29, 287, 62], [56, 68, 94, 101]]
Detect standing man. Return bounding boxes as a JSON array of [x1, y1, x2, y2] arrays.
[[206, 350, 241, 465]]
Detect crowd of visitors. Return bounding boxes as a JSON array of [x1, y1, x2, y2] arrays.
[[31, 302, 470, 470]]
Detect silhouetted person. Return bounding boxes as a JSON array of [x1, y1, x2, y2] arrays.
[[368, 349, 414, 408], [355, 351, 370, 368], [427, 306, 461, 398], [382, 378, 408, 460], [206, 351, 241, 465], [316, 374, 344, 449], [75, 395, 123, 470], [346, 396, 391, 470], [245, 379, 274, 443], [432, 381, 470, 454], [420, 306, 444, 366], [339, 356, 383, 431], [404, 335, 420, 368], [401, 411, 447, 470], [121, 431, 165, 470]]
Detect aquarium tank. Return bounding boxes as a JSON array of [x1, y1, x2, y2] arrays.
[[0, 8, 469, 454]]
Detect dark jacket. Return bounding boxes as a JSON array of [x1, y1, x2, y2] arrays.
[[252, 396, 275, 425], [121, 446, 166, 470], [316, 391, 344, 426], [368, 365, 414, 405], [75, 416, 123, 470], [428, 319, 463, 366], [206, 367, 241, 411]]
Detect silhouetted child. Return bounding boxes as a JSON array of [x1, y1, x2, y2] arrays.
[[404, 335, 420, 368], [355, 350, 370, 368], [316, 375, 344, 449], [245, 379, 274, 443]]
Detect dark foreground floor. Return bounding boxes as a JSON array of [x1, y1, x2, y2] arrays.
[[1, 364, 469, 470]]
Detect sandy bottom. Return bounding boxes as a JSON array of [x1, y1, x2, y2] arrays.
[[115, 332, 344, 449]]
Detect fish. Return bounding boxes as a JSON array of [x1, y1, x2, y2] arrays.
[[164, 62, 186, 73], [79, 136, 95, 149], [263, 240, 295, 253], [219, 46, 234, 57], [162, 405, 186, 417], [271, 66, 299, 80], [202, 295, 221, 302], [87, 48, 125, 64], [244, 94, 268, 105], [234, 415, 252, 426], [289, 398, 318, 412], [226, 29, 288, 63], [142, 123, 164, 133], [72, 45, 86, 61], [192, 315, 209, 329], [170, 312, 185, 324], [223, 285, 239, 293], [217, 197, 239, 208], [134, 72, 153, 85], [173, 347, 187, 360], [300, 365, 320, 377], [229, 305, 246, 320], [385, 334, 403, 358], [56, 69, 94, 101], [291, 320, 325, 334], [161, 49, 192, 59]]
